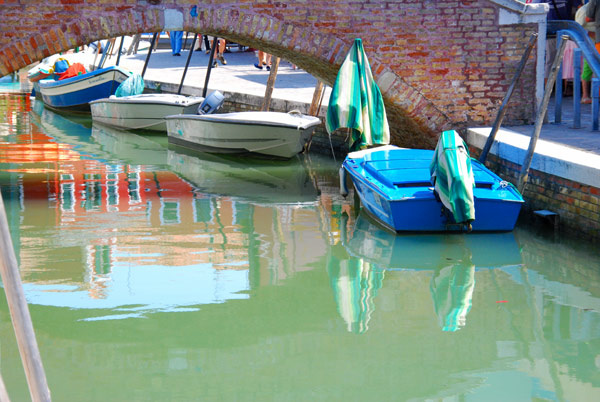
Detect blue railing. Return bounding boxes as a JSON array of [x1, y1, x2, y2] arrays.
[[548, 20, 600, 130]]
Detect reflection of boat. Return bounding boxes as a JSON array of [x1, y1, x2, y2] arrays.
[[343, 212, 523, 270], [31, 101, 169, 166], [341, 141, 524, 232], [37, 66, 130, 112], [338, 212, 522, 333], [30, 99, 94, 145], [90, 93, 205, 131], [167, 146, 319, 204], [166, 111, 321, 159], [91, 123, 168, 166]]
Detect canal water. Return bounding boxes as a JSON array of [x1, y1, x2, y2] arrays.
[[0, 91, 599, 401]]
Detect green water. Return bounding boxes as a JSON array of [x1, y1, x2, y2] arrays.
[[1, 93, 600, 401]]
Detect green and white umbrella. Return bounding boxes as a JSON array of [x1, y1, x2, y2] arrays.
[[326, 38, 390, 151], [429, 130, 475, 224]]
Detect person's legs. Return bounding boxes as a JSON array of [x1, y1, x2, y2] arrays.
[[255, 50, 267, 69], [170, 31, 183, 55], [582, 60, 592, 103], [217, 39, 227, 64]]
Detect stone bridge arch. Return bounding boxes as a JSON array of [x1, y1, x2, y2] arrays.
[[0, 0, 547, 148]]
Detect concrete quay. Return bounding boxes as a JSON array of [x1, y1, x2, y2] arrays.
[[100, 47, 600, 241]]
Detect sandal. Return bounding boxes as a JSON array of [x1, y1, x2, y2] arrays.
[[254, 63, 263, 70], [582, 97, 592, 104]]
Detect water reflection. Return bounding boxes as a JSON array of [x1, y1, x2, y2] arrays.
[[1, 100, 335, 320], [167, 146, 319, 205], [337, 212, 522, 333], [2, 94, 600, 401], [430, 255, 475, 332], [326, 258, 384, 334]]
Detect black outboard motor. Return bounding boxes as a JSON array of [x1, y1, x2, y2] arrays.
[[198, 90, 225, 115]]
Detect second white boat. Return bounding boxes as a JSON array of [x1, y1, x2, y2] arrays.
[[90, 93, 205, 132], [165, 110, 321, 159]]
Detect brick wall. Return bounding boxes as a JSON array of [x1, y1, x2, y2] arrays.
[[0, 0, 541, 148], [469, 147, 600, 243]]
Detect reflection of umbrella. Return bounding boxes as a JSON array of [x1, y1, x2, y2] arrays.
[[429, 254, 475, 332], [327, 249, 384, 334], [429, 130, 475, 225], [326, 38, 390, 151]]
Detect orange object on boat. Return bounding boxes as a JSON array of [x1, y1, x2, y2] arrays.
[[57, 63, 87, 80]]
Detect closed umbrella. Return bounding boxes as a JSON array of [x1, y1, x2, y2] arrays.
[[326, 38, 390, 151], [429, 130, 475, 225]]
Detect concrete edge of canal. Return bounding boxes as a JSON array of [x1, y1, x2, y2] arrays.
[[467, 127, 600, 243]]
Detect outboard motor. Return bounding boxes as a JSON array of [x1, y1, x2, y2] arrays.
[[197, 90, 225, 115]]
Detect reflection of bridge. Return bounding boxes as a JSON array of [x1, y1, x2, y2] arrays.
[[1, 1, 549, 147]]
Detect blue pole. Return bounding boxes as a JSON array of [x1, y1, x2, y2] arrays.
[[592, 78, 599, 130], [555, 33, 564, 124], [573, 48, 581, 129]]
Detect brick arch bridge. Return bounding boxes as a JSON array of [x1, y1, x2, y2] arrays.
[[0, 0, 548, 148]]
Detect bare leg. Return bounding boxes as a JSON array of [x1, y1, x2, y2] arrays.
[[582, 80, 591, 104]]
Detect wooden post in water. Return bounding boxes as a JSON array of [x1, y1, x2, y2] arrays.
[[92, 41, 101, 71], [141, 33, 158, 79], [115, 36, 125, 66], [127, 34, 141, 55], [0, 194, 51, 402], [261, 57, 280, 111], [517, 35, 569, 193], [0, 374, 10, 401], [202, 37, 219, 98], [309, 81, 325, 116], [479, 33, 537, 164], [178, 34, 198, 95]]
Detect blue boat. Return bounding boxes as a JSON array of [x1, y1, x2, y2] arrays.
[[340, 144, 524, 232], [37, 66, 130, 112]]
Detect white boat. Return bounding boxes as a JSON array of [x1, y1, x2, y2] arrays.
[[165, 110, 322, 159], [90, 93, 205, 132]]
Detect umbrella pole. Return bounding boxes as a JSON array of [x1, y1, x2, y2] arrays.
[[178, 34, 198, 95], [141, 33, 158, 79], [203, 37, 219, 98], [261, 57, 280, 111]]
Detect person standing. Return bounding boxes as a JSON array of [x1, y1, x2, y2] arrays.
[[170, 31, 183, 56]]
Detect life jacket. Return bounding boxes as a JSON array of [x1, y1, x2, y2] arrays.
[[57, 63, 87, 80]]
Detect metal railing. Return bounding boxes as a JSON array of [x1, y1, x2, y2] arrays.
[[549, 21, 600, 130]]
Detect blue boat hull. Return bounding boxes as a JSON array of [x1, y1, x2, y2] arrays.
[[38, 66, 130, 112], [342, 146, 524, 232]]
